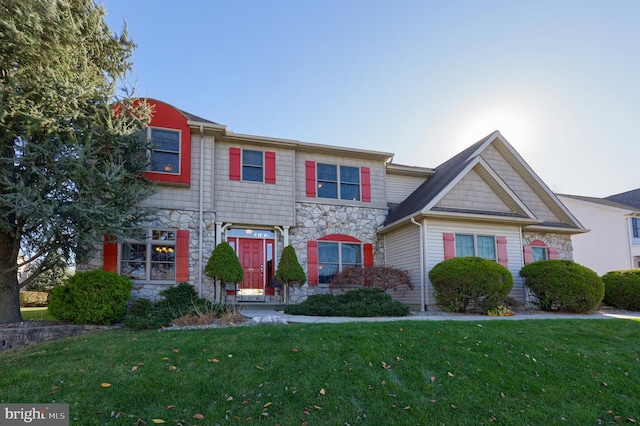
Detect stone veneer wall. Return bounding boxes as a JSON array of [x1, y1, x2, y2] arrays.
[[77, 209, 217, 302], [522, 232, 573, 260], [286, 202, 388, 304]]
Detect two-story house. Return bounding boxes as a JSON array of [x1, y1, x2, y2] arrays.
[[558, 190, 640, 275], [81, 99, 585, 310]]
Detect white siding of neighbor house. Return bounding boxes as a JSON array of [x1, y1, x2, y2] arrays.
[[214, 140, 296, 226], [425, 220, 527, 305], [383, 223, 423, 308], [385, 173, 428, 204], [481, 144, 561, 223], [558, 197, 637, 275]]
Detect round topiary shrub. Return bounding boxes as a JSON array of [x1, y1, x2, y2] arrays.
[[48, 270, 133, 325], [602, 269, 640, 311], [429, 257, 514, 313], [519, 260, 603, 313]]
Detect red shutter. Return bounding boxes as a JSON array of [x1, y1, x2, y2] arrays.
[[305, 160, 316, 197], [443, 233, 455, 260], [229, 147, 241, 181], [103, 235, 118, 273], [265, 151, 276, 184], [361, 167, 371, 202], [523, 245, 533, 265], [307, 240, 318, 285], [548, 247, 558, 260], [363, 243, 374, 267], [175, 230, 190, 282], [496, 236, 508, 268]]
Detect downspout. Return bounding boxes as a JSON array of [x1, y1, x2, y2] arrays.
[[198, 125, 205, 297], [519, 226, 528, 306], [625, 215, 634, 269], [411, 217, 426, 312]]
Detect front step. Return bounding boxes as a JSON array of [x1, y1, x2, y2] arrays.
[[229, 302, 287, 311]]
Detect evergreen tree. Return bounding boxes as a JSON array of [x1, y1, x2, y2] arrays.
[[0, 0, 154, 323], [204, 242, 244, 300], [274, 245, 307, 302]]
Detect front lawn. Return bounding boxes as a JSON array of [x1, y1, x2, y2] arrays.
[[20, 307, 56, 321], [1, 319, 638, 425]]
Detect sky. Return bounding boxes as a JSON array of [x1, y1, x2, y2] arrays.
[[102, 0, 639, 198]]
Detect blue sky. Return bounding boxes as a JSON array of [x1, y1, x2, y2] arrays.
[[102, 0, 639, 197]]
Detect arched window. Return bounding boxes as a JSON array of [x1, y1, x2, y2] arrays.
[[523, 239, 557, 265]]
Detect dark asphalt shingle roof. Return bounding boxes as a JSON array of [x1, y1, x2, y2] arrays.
[[604, 188, 640, 210], [384, 133, 494, 225], [557, 193, 639, 211]]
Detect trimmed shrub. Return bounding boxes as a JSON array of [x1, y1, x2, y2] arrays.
[[520, 260, 604, 313], [204, 242, 243, 286], [329, 266, 414, 293], [602, 269, 640, 311], [48, 270, 132, 325], [274, 245, 307, 287], [429, 257, 514, 313], [284, 287, 410, 317], [19, 291, 49, 307]]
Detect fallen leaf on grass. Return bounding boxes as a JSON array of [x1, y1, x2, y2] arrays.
[[134, 419, 147, 426], [256, 365, 264, 370], [172, 349, 179, 353], [319, 388, 326, 395], [208, 358, 219, 363], [193, 413, 204, 419], [263, 402, 273, 409], [168, 365, 177, 371], [430, 376, 435, 382], [165, 405, 175, 410], [447, 372, 454, 377], [101, 383, 111, 388], [151, 420, 165, 424], [291, 348, 299, 353]]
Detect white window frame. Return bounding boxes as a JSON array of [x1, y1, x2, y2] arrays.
[[148, 127, 181, 174], [120, 229, 177, 282], [455, 234, 497, 261]]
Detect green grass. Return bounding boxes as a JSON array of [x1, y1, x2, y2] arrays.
[[20, 307, 56, 321], [1, 319, 639, 425]]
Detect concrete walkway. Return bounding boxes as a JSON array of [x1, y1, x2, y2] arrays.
[[240, 309, 640, 324]]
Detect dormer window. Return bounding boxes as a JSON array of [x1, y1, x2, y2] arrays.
[[149, 128, 180, 174]]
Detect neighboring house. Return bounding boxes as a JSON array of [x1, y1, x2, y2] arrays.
[[79, 99, 586, 309], [558, 191, 640, 275]]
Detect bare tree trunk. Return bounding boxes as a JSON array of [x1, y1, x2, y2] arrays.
[[0, 271, 22, 324], [0, 230, 22, 324]]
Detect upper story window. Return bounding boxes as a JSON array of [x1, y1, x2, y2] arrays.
[[149, 128, 181, 174], [242, 149, 264, 182], [229, 147, 276, 184], [316, 164, 361, 201], [632, 217, 640, 240], [455, 234, 496, 260]]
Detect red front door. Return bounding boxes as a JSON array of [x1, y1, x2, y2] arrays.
[[238, 238, 264, 296]]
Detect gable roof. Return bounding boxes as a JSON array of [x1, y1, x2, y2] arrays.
[[558, 193, 640, 211], [382, 131, 584, 233], [605, 188, 640, 210]]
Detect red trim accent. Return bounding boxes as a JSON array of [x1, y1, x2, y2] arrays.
[[361, 167, 371, 202], [548, 247, 558, 260], [103, 235, 118, 273], [265, 151, 276, 184], [319, 234, 361, 242], [229, 147, 241, 181], [307, 241, 318, 285], [363, 243, 374, 267], [175, 230, 190, 282], [443, 233, 455, 260], [530, 239, 546, 247], [523, 245, 533, 265], [305, 161, 316, 197], [142, 100, 192, 186], [496, 236, 508, 268]]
